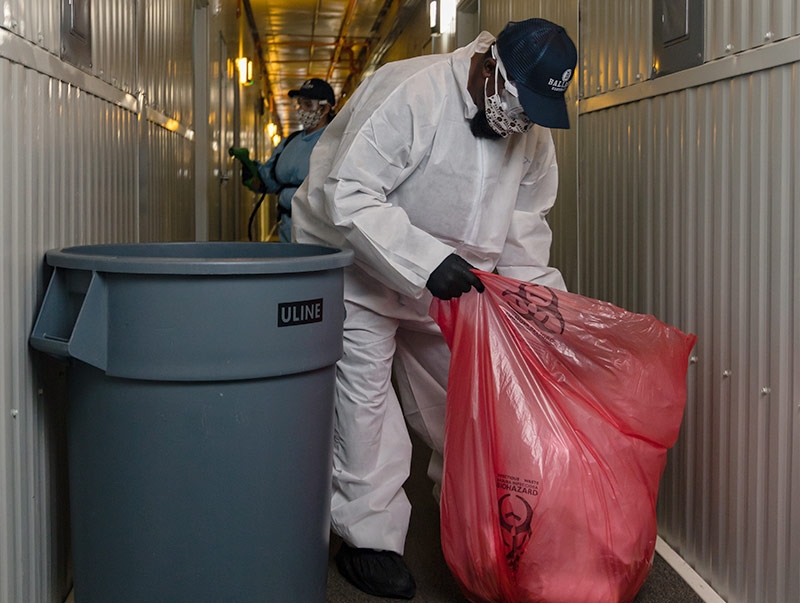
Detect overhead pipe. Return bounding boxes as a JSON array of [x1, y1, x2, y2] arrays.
[[326, 0, 360, 81], [307, 0, 324, 76]]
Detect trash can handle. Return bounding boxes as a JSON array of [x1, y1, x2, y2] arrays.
[[30, 268, 108, 370]]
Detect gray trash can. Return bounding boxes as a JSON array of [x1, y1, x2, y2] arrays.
[[30, 242, 353, 603]]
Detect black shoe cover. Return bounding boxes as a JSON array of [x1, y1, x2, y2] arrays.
[[334, 542, 417, 599]]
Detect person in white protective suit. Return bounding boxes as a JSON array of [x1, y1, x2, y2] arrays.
[[291, 17, 577, 599]]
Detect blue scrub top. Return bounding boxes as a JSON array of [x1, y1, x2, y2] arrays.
[[258, 127, 327, 242]]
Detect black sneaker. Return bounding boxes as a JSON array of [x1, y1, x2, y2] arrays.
[[334, 542, 417, 599]]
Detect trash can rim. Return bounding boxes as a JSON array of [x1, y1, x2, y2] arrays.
[[44, 242, 354, 275]]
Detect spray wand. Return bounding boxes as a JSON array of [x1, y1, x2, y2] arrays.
[[228, 147, 268, 241], [228, 147, 262, 191]]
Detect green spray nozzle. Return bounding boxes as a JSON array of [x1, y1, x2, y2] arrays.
[[228, 147, 261, 189]]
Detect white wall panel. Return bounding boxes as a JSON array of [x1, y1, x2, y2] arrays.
[[579, 0, 651, 98], [708, 0, 800, 60], [93, 0, 138, 94], [140, 0, 195, 124], [480, 0, 512, 34], [0, 55, 139, 603], [578, 63, 800, 603], [1, 1, 204, 598], [481, 0, 579, 35], [1, 0, 59, 52], [579, 0, 800, 98], [139, 122, 196, 242]]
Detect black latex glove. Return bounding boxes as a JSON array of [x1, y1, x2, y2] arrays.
[[426, 254, 485, 300], [241, 164, 266, 193]]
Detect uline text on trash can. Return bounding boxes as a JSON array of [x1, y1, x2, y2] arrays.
[[278, 298, 324, 327]]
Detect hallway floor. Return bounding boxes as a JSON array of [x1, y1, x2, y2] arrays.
[[325, 436, 704, 603]]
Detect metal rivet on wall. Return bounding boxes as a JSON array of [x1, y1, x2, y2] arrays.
[[764, 32, 774, 41], [689, 355, 698, 364], [725, 43, 734, 52], [722, 370, 732, 377], [760, 387, 771, 395]]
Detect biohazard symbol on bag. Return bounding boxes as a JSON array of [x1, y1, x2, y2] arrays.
[[432, 270, 697, 603], [501, 282, 565, 335], [498, 493, 534, 574]]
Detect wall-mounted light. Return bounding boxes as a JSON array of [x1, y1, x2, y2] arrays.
[[236, 56, 253, 86], [440, 0, 456, 35], [429, 0, 440, 34], [267, 122, 278, 138], [271, 134, 282, 147]]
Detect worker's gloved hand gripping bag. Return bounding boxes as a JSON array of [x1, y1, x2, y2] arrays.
[[430, 271, 697, 603]]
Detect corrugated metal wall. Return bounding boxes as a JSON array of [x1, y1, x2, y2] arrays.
[[579, 0, 800, 99], [0, 48, 139, 603], [577, 1, 800, 601], [94, 0, 139, 94], [708, 0, 800, 59], [0, 0, 60, 51], [579, 0, 651, 98], [139, 0, 195, 123], [0, 0, 248, 599], [481, 1, 800, 601], [138, 0, 197, 243], [139, 122, 196, 243], [380, 1, 431, 65], [579, 58, 799, 603]]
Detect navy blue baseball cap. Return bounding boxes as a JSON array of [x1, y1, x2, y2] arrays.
[[495, 19, 577, 129], [288, 78, 336, 106]]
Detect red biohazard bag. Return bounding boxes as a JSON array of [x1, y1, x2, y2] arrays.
[[430, 271, 696, 603]]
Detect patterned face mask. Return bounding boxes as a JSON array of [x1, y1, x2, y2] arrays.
[[298, 107, 324, 130], [484, 47, 533, 138]]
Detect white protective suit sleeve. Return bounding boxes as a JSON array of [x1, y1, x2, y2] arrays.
[[319, 91, 455, 299], [495, 128, 567, 291], [294, 31, 565, 295]]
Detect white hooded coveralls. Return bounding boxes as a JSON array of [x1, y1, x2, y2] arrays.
[[292, 32, 566, 554]]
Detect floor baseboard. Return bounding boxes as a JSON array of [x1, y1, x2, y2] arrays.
[[656, 536, 726, 603]]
